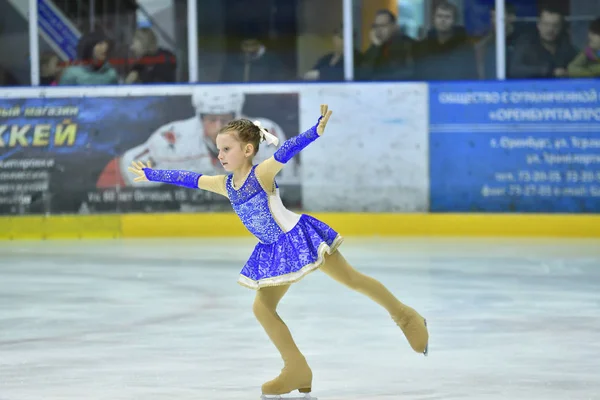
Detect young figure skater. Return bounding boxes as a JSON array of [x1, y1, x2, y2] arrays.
[[128, 105, 429, 399]]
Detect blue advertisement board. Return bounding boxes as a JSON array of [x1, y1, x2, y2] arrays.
[[429, 79, 600, 212]]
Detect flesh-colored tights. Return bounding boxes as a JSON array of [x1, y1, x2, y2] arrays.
[[252, 250, 410, 366]]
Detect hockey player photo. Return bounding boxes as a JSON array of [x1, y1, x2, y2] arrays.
[[96, 88, 301, 211]]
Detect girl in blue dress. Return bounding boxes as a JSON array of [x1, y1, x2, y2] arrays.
[[128, 105, 429, 398]]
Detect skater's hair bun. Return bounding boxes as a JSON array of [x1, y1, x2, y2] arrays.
[[219, 119, 263, 155]]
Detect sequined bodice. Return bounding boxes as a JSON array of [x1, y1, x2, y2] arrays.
[[226, 165, 284, 244]]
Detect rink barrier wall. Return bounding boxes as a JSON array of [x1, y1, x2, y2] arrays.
[[1, 213, 600, 240], [120, 213, 600, 238], [1, 80, 600, 239], [0, 214, 122, 239]]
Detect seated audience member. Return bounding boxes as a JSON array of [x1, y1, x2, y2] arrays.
[[509, 5, 578, 79], [476, 3, 519, 79], [0, 66, 19, 86], [304, 27, 361, 82], [40, 52, 64, 85], [59, 31, 119, 86], [220, 37, 289, 83], [567, 17, 600, 77], [125, 28, 177, 84], [414, 0, 478, 80], [357, 9, 415, 81]]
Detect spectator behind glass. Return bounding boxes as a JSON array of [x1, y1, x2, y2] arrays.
[[356, 9, 415, 81], [567, 17, 600, 78], [476, 3, 518, 79], [59, 31, 119, 86], [0, 66, 19, 86], [39, 52, 64, 86], [125, 28, 177, 84], [303, 27, 361, 82], [509, 5, 578, 79], [220, 37, 288, 83], [414, 0, 478, 81]]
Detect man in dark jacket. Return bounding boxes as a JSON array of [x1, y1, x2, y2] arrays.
[[509, 5, 578, 79], [414, 0, 478, 81], [357, 9, 415, 81], [476, 3, 519, 79], [220, 37, 289, 83], [126, 27, 177, 84]]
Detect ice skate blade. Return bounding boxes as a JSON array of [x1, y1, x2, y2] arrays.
[[261, 393, 316, 400], [423, 318, 429, 357]]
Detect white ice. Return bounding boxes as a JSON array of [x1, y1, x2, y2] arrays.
[[1, 237, 599, 400]]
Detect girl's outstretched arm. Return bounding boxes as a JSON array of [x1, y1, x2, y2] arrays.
[[255, 104, 332, 189], [128, 161, 227, 197]]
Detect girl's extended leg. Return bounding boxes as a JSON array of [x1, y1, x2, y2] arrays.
[[320, 250, 429, 354], [253, 284, 312, 396]]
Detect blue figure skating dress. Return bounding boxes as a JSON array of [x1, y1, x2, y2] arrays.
[[225, 164, 343, 289], [142, 117, 342, 289]]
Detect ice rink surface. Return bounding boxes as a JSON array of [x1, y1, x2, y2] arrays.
[[1, 237, 599, 400]]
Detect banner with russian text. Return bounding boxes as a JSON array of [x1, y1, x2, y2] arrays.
[[0, 91, 300, 215], [429, 79, 600, 212]]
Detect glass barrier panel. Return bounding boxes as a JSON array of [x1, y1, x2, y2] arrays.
[[38, 0, 187, 86], [0, 0, 31, 86], [353, 0, 480, 81], [196, 0, 343, 83], [506, 0, 600, 80]]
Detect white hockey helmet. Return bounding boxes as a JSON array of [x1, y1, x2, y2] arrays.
[[191, 87, 244, 117]]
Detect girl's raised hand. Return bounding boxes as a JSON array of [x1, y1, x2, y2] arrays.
[[127, 160, 152, 182], [317, 104, 333, 136]]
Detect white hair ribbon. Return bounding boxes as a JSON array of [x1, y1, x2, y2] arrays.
[[253, 120, 279, 147]]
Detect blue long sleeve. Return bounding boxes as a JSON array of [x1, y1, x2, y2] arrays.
[[274, 117, 322, 164], [143, 168, 202, 189]]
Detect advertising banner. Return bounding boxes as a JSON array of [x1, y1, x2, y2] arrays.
[[0, 88, 300, 214], [429, 79, 600, 212], [0, 83, 430, 215]]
